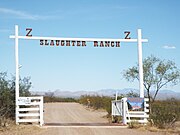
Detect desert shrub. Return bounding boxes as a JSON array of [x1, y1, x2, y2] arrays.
[[42, 92, 77, 103], [151, 98, 180, 128], [78, 95, 91, 105], [0, 72, 31, 126], [78, 95, 112, 115], [0, 72, 15, 119], [112, 116, 122, 123], [128, 121, 141, 129], [102, 97, 112, 115], [44, 96, 76, 103]]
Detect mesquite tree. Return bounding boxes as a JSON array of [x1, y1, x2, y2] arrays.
[[123, 55, 180, 105], [0, 72, 31, 120]]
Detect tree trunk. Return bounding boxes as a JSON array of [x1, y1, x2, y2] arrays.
[[147, 89, 152, 114]]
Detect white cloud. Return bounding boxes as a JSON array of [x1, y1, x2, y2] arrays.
[[0, 7, 55, 20], [163, 45, 176, 49]]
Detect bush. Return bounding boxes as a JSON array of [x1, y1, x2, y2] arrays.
[[44, 96, 77, 103], [128, 121, 141, 129], [78, 95, 112, 115], [151, 98, 180, 128], [112, 116, 122, 123], [0, 72, 31, 126]]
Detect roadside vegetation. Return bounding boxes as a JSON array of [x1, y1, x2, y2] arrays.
[[78, 95, 112, 115], [0, 72, 31, 129], [39, 92, 77, 103], [78, 94, 180, 134], [123, 55, 180, 113], [151, 98, 180, 129], [77, 91, 139, 116], [122, 55, 180, 133], [44, 96, 76, 103]]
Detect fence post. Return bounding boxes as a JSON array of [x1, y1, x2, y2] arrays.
[[122, 98, 127, 124], [40, 97, 44, 126], [15, 25, 19, 125]]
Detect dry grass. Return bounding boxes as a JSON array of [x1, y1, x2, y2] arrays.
[[133, 121, 180, 135], [128, 121, 142, 129], [0, 124, 45, 135], [146, 126, 160, 132]]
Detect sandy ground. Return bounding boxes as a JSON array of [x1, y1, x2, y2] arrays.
[[0, 103, 168, 135], [44, 102, 108, 124]]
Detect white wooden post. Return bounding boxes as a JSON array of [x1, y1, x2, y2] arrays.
[[15, 25, 19, 125], [115, 91, 118, 101], [137, 29, 144, 98], [39, 97, 44, 126], [122, 98, 127, 124]]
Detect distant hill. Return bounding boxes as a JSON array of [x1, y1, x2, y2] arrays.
[[31, 88, 180, 100]]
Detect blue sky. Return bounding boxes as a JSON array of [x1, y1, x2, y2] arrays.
[[0, 0, 180, 92]]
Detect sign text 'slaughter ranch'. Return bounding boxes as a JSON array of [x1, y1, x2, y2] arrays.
[[26, 28, 131, 47], [40, 40, 122, 47]]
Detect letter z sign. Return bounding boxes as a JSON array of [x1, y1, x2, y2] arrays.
[[26, 28, 32, 37]]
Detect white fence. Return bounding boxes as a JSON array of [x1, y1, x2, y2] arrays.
[[17, 97, 44, 126], [112, 100, 123, 116], [112, 97, 149, 124]]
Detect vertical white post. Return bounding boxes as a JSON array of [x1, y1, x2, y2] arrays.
[[122, 98, 127, 124], [40, 97, 44, 126], [15, 25, 19, 125], [137, 29, 144, 98], [115, 91, 118, 101]]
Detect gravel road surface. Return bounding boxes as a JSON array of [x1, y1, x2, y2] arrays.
[[42, 103, 164, 135]]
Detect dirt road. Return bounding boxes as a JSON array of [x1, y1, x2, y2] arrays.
[[42, 103, 164, 135], [44, 102, 108, 124], [0, 103, 166, 135]]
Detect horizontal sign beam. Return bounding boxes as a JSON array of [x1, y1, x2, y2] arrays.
[[9, 35, 148, 42]]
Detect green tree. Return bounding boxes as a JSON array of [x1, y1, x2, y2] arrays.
[[126, 90, 139, 97], [10, 76, 32, 97], [0, 72, 14, 118], [123, 55, 180, 107], [0, 72, 32, 121]]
